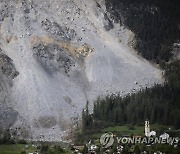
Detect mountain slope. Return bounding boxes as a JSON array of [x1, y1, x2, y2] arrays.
[[105, 0, 180, 62], [0, 0, 162, 141]]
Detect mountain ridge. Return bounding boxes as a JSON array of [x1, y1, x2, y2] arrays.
[[0, 0, 162, 141]]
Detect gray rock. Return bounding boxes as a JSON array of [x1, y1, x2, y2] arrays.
[[0, 107, 18, 131], [41, 19, 77, 41], [33, 43, 75, 75], [0, 0, 163, 142], [0, 48, 19, 80]]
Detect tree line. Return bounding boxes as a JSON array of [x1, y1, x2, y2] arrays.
[[82, 60, 180, 131], [105, 0, 180, 62]]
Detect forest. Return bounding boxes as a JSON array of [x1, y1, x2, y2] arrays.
[[105, 0, 180, 62], [80, 0, 180, 139], [81, 60, 180, 132]]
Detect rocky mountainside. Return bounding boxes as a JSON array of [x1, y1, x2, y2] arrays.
[[0, 0, 162, 142]]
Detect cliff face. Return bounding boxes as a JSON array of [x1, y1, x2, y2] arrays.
[[0, 0, 162, 141], [0, 48, 19, 132]]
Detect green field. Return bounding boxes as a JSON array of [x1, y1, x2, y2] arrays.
[[89, 125, 144, 140], [0, 144, 73, 154], [88, 124, 172, 141], [0, 144, 37, 154], [103, 124, 171, 135], [103, 125, 144, 135]]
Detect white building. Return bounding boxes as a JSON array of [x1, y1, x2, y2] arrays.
[[145, 120, 150, 137], [160, 133, 169, 140], [149, 131, 156, 137]]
